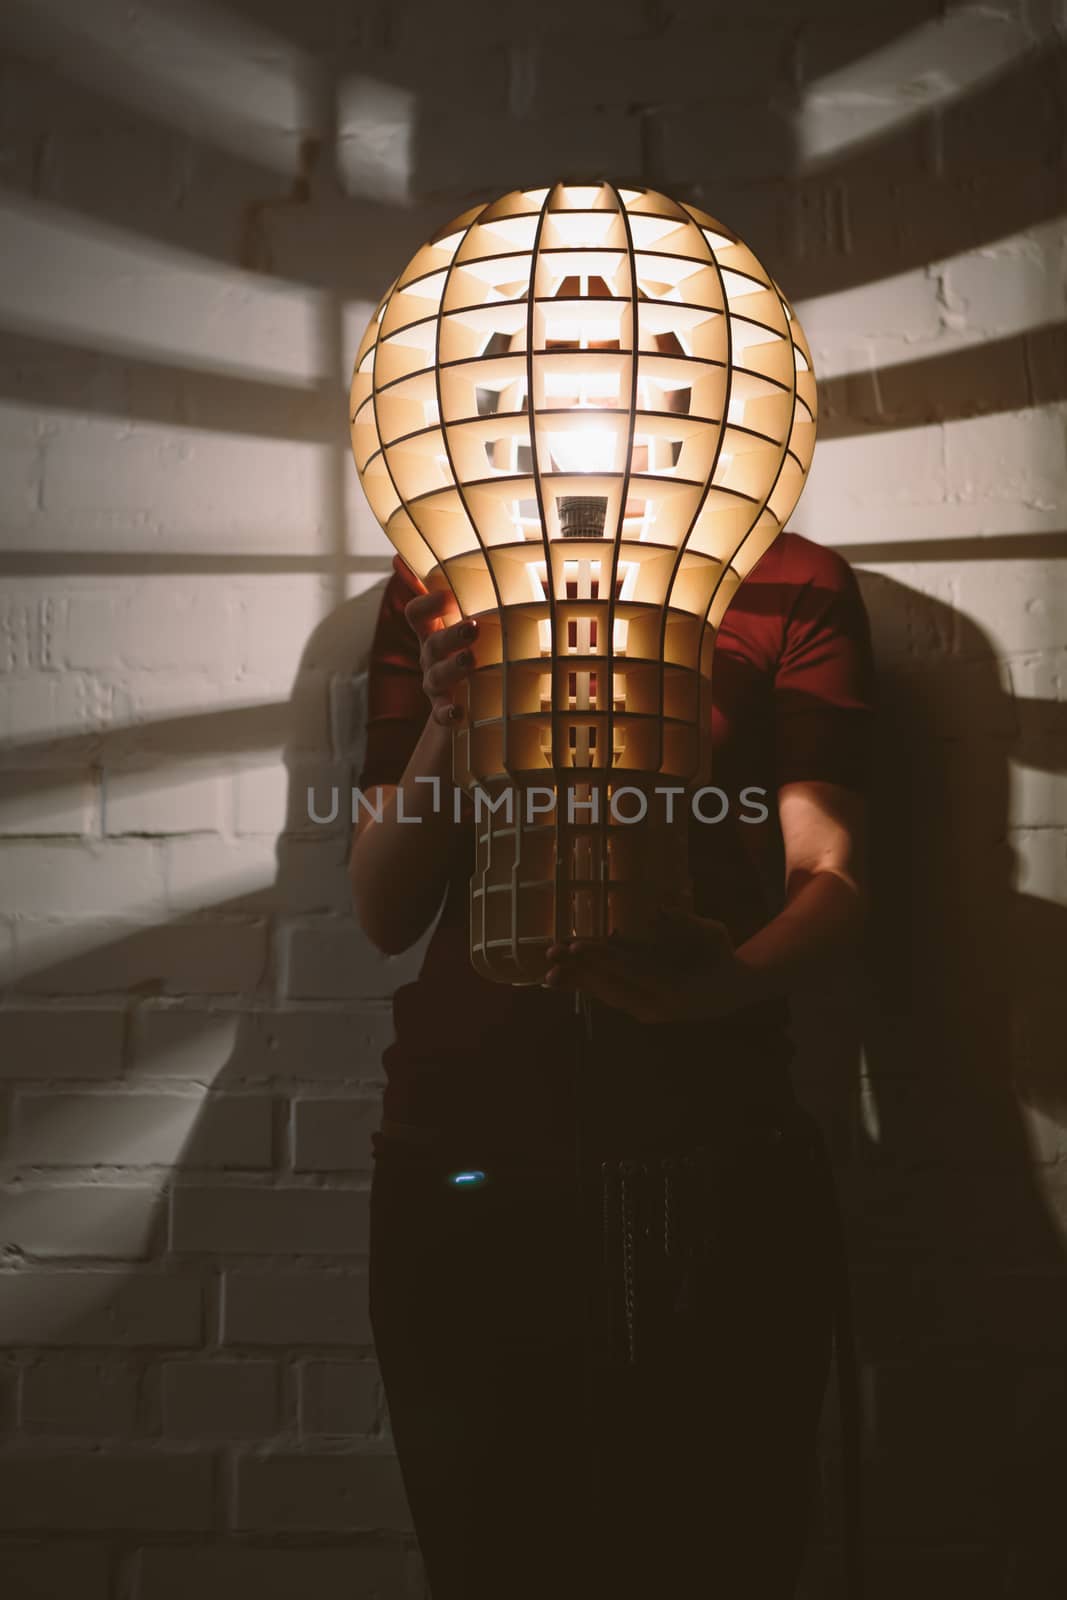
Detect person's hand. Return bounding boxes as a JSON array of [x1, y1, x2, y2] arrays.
[[543, 906, 761, 1023], [395, 554, 477, 726]]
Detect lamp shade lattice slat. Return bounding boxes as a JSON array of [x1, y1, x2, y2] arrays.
[[350, 180, 817, 985]]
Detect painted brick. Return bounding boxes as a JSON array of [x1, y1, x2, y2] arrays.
[[232, 1448, 410, 1533], [798, 267, 943, 379], [130, 1543, 411, 1600], [0, 1356, 17, 1429], [161, 835, 277, 914], [941, 227, 1066, 339], [1009, 755, 1067, 830], [0, 1542, 113, 1600], [298, 1359, 382, 1437], [945, 410, 1067, 529], [43, 422, 326, 554], [0, 1007, 124, 1079], [160, 1358, 278, 1438], [222, 1008, 394, 1085], [278, 920, 423, 1001], [290, 1097, 378, 1172], [951, 560, 1067, 658], [0, 770, 98, 835], [0, 192, 323, 385], [528, 26, 780, 110], [1007, 649, 1067, 733], [0, 671, 119, 743], [1011, 827, 1067, 907], [220, 1271, 370, 1347], [232, 760, 288, 835], [7, 1090, 273, 1168], [19, 1357, 141, 1435], [236, 579, 333, 692], [64, 585, 236, 675], [272, 836, 355, 915], [132, 1006, 393, 1086], [411, 107, 640, 199], [793, 424, 947, 545], [170, 1184, 368, 1255], [0, 1449, 214, 1531], [0, 396, 45, 522], [129, 1006, 242, 1080], [59, 591, 122, 673], [13, 917, 268, 996], [328, 672, 367, 765], [103, 764, 226, 836], [0, 1185, 163, 1259], [0, 1271, 202, 1347], [279, 667, 334, 757], [0, 839, 166, 916], [0, 918, 14, 989]]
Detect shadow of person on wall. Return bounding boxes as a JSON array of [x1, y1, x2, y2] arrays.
[[791, 570, 1067, 1598]]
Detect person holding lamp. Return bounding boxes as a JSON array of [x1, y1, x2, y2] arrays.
[[349, 182, 874, 1598]]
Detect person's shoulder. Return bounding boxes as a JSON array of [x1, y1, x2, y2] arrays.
[[760, 530, 858, 594]]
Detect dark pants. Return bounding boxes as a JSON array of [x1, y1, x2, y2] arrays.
[[369, 1116, 837, 1599]]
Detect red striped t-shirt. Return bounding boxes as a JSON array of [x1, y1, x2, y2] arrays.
[[358, 532, 875, 1163]]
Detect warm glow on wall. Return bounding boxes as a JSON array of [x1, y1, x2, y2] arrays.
[[349, 180, 817, 984]]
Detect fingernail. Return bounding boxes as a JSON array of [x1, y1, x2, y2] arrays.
[[457, 649, 474, 669]]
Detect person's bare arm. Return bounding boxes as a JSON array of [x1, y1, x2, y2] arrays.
[[730, 778, 866, 996], [544, 778, 866, 1022], [348, 562, 477, 955]]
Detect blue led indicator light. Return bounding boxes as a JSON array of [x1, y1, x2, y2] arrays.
[[448, 1169, 487, 1188]]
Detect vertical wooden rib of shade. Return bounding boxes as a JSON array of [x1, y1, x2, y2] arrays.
[[370, 238, 460, 613], [654, 199, 733, 785], [352, 285, 429, 581], [371, 273, 441, 580], [431, 209, 512, 974], [523, 186, 558, 971], [695, 273, 801, 746], [365, 293, 410, 569], [602, 183, 640, 940], [677, 209, 794, 753]]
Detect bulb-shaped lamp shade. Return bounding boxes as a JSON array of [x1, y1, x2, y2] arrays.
[[349, 181, 817, 985]]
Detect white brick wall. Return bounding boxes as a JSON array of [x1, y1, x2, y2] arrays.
[[0, 0, 1064, 1593]]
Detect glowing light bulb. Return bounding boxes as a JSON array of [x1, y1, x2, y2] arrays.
[[546, 427, 618, 474], [349, 181, 817, 984]]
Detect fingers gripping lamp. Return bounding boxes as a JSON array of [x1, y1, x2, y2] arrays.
[[349, 181, 817, 985]]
